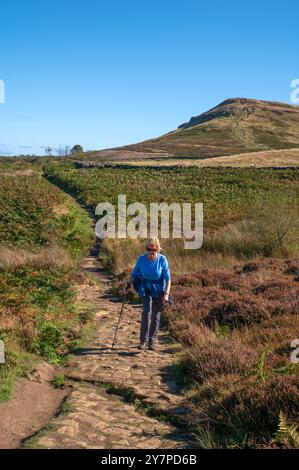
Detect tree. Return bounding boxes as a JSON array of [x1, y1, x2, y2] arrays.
[[56, 145, 71, 157], [64, 145, 71, 156], [56, 145, 64, 157], [44, 146, 53, 157], [71, 145, 84, 155]]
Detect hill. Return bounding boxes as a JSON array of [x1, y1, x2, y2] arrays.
[[89, 98, 299, 160]]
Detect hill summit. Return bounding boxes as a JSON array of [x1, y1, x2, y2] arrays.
[[109, 97, 299, 159]]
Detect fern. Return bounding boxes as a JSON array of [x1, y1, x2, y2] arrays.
[[254, 349, 269, 383], [274, 411, 299, 448], [236, 348, 270, 384], [272, 363, 298, 375]]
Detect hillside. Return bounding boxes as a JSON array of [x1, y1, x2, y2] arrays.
[[89, 98, 299, 160]]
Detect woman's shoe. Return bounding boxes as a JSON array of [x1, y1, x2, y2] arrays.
[[138, 342, 147, 350], [148, 342, 156, 351]]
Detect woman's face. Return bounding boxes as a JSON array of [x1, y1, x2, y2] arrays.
[[146, 244, 159, 261]]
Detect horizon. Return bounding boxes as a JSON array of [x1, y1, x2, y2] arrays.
[[1, 0, 299, 156]]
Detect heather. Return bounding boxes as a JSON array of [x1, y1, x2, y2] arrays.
[[164, 258, 299, 447]]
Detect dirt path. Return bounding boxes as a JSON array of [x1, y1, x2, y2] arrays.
[[27, 244, 195, 449], [0, 378, 68, 449]]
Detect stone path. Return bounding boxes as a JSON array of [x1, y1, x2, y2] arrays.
[[33, 245, 194, 449]]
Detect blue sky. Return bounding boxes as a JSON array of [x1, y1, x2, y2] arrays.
[[0, 0, 299, 155]]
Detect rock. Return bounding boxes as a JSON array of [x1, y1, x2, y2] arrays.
[[28, 362, 57, 384]]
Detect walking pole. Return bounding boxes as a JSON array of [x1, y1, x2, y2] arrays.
[[111, 290, 127, 350]]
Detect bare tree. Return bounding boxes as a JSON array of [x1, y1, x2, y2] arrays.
[[56, 145, 64, 157], [54, 145, 71, 157], [64, 145, 71, 156], [44, 146, 53, 157]]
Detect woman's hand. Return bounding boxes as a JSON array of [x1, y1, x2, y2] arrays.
[[164, 280, 171, 304], [123, 282, 132, 295]]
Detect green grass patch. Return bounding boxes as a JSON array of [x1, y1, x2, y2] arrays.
[[0, 166, 95, 401]]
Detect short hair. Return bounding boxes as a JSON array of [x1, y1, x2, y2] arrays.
[[146, 237, 161, 251]]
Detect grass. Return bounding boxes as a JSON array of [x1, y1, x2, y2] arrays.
[[44, 163, 299, 274], [52, 374, 66, 388], [0, 350, 37, 402], [0, 165, 95, 400], [44, 164, 299, 225], [171, 357, 193, 391], [22, 423, 55, 449], [115, 147, 299, 168], [0, 364, 19, 402]]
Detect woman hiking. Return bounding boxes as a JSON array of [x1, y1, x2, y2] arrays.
[[128, 238, 171, 351]]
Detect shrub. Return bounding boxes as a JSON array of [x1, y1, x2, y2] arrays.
[[32, 321, 63, 362], [180, 339, 257, 383], [220, 375, 299, 444], [205, 294, 271, 328]]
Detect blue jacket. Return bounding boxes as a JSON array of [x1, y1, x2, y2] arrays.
[[131, 253, 171, 298]]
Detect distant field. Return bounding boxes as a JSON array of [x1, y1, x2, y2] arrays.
[[44, 163, 299, 275], [118, 148, 299, 167]]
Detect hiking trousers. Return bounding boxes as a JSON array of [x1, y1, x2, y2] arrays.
[[140, 292, 164, 344]]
